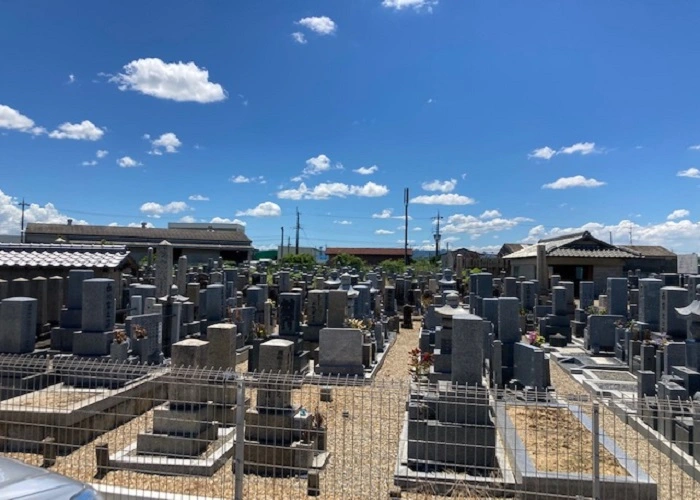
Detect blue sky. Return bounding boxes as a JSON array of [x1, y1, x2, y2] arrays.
[[2, 1, 700, 253]]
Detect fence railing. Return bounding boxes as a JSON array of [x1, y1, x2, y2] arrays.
[[0, 355, 696, 499]]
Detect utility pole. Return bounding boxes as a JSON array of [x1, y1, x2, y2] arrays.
[[287, 236, 291, 256], [404, 188, 410, 265], [280, 226, 284, 259], [294, 208, 300, 255], [433, 211, 444, 260], [17, 198, 29, 244], [629, 226, 633, 245]]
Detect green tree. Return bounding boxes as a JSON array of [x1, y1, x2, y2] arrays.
[[378, 258, 406, 275], [413, 257, 439, 274], [332, 253, 367, 271], [278, 253, 317, 269]]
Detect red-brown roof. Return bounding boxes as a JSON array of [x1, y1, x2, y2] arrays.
[[325, 247, 413, 256]]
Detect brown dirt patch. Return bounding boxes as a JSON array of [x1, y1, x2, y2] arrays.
[[507, 406, 627, 476]]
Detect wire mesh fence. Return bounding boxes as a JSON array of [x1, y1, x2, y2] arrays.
[[0, 354, 697, 499]]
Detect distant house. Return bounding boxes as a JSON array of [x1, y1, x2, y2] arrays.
[[25, 221, 253, 264], [325, 247, 412, 266], [618, 245, 678, 274], [0, 243, 138, 309], [441, 248, 504, 275], [504, 231, 641, 295], [497, 243, 525, 258]]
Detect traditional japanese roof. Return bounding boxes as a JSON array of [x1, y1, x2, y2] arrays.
[[0, 243, 136, 269], [619, 245, 676, 258], [504, 231, 641, 260], [497, 243, 525, 257], [26, 223, 252, 245]]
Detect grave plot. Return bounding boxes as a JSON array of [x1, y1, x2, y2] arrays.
[[495, 401, 657, 499], [110, 339, 248, 477], [0, 358, 163, 454]]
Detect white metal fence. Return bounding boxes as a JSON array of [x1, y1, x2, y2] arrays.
[[0, 355, 696, 499]]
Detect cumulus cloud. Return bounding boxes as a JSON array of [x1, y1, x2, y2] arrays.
[[277, 181, 389, 200], [81, 160, 98, 166], [210, 217, 247, 225], [109, 58, 227, 103], [480, 210, 502, 219], [678, 168, 700, 178], [667, 209, 690, 220], [178, 215, 197, 223], [302, 154, 343, 176], [230, 175, 265, 184], [353, 165, 378, 175], [410, 193, 476, 205], [371, 208, 413, 220], [375, 229, 394, 235], [139, 201, 190, 217], [48, 120, 104, 140], [297, 16, 337, 35], [414, 227, 423, 231], [529, 142, 598, 160], [382, 0, 438, 12], [0, 104, 45, 135], [689, 145, 700, 151], [188, 194, 209, 201], [421, 178, 457, 193], [148, 132, 181, 154], [117, 156, 141, 168], [0, 189, 88, 234], [235, 201, 282, 217], [542, 175, 606, 189], [96, 149, 108, 158], [291, 32, 307, 44], [334, 220, 352, 225], [441, 214, 533, 237]]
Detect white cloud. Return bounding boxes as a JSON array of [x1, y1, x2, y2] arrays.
[[235, 201, 282, 217], [678, 168, 700, 179], [210, 217, 247, 225], [371, 208, 412, 220], [442, 214, 533, 237], [689, 145, 700, 151], [109, 58, 227, 103], [291, 32, 307, 44], [375, 229, 394, 235], [277, 181, 389, 200], [68, 74, 75, 84], [559, 142, 597, 155], [297, 16, 337, 35], [303, 154, 338, 175], [0, 189, 88, 234], [188, 194, 209, 201], [139, 201, 190, 217], [334, 220, 352, 225], [528, 146, 557, 160], [353, 165, 378, 175], [427, 98, 434, 104], [382, 0, 438, 12], [96, 149, 108, 158], [414, 226, 422, 231], [178, 215, 197, 223], [127, 221, 154, 228], [529, 142, 599, 160], [667, 209, 690, 220], [81, 160, 98, 166], [421, 178, 457, 193], [0, 105, 45, 136], [117, 156, 141, 168], [480, 210, 501, 219], [230, 175, 265, 184], [410, 193, 476, 205], [148, 132, 181, 154], [542, 175, 606, 189], [48, 120, 104, 141], [524, 220, 700, 253]]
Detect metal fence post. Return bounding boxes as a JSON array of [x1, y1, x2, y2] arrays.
[[592, 401, 600, 500], [234, 377, 245, 500]]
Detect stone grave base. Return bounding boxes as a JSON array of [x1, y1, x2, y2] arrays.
[[242, 440, 330, 476], [0, 371, 164, 454], [0, 355, 52, 402], [311, 329, 397, 381], [110, 426, 236, 476], [394, 411, 516, 496], [571, 368, 637, 399], [494, 401, 657, 500]]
